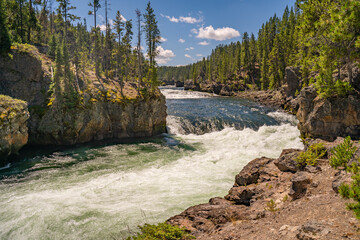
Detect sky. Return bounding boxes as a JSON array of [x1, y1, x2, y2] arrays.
[[70, 0, 296, 66]]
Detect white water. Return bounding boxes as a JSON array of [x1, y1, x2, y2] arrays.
[[0, 88, 303, 240]]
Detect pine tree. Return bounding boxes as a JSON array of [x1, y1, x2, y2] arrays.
[[0, 0, 11, 54], [88, 0, 101, 77], [135, 8, 143, 94], [143, 1, 161, 90]]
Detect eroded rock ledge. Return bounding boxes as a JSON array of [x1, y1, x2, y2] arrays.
[[297, 87, 360, 141], [0, 95, 29, 160], [167, 139, 360, 240]]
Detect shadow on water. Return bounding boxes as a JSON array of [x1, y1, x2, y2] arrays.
[[0, 134, 192, 181]]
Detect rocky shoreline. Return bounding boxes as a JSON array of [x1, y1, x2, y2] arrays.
[[167, 138, 360, 239]]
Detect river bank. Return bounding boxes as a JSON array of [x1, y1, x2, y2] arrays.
[[167, 137, 360, 239]]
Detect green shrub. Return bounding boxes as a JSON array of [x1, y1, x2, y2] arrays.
[[296, 143, 326, 168], [127, 223, 195, 240], [329, 137, 360, 219], [330, 136, 357, 170], [264, 199, 279, 212]]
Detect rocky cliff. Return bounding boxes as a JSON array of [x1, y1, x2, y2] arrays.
[[29, 94, 167, 145], [168, 138, 360, 239], [0, 95, 29, 161], [0, 45, 167, 150], [297, 87, 360, 141]]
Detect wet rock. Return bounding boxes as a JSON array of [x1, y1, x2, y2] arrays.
[[184, 80, 200, 91], [235, 157, 273, 186], [289, 172, 312, 200], [274, 149, 302, 173], [175, 81, 184, 87], [297, 87, 360, 141]]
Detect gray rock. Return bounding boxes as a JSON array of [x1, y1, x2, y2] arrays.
[[225, 186, 262, 206], [284, 66, 302, 97], [274, 149, 302, 173], [297, 87, 360, 141], [296, 221, 330, 240], [235, 157, 273, 186], [289, 172, 312, 200]]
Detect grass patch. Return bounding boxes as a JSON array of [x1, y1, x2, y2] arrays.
[[127, 222, 195, 240]]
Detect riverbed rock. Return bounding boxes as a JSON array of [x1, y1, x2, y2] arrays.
[[297, 87, 360, 141], [0, 95, 29, 161], [175, 81, 184, 87]]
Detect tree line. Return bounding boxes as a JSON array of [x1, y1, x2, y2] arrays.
[[159, 0, 360, 97], [0, 0, 162, 105]]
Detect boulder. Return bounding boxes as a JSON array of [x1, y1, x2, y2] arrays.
[[184, 80, 200, 91], [175, 81, 184, 87], [235, 157, 273, 186], [274, 149, 302, 173], [0, 95, 29, 162], [284, 66, 302, 97], [297, 87, 360, 141], [225, 185, 261, 206], [289, 172, 312, 200], [296, 221, 330, 240]]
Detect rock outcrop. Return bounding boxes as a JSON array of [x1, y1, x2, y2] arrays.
[[0, 44, 167, 148], [168, 139, 359, 240], [0, 95, 29, 161], [297, 87, 360, 141], [29, 95, 167, 145], [284, 66, 302, 97]]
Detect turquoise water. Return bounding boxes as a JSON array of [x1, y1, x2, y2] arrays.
[[0, 87, 303, 239]]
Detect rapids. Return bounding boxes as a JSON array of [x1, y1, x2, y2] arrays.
[[0, 87, 303, 239]]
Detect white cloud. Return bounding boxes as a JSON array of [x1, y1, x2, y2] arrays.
[[179, 16, 202, 24], [185, 47, 195, 51], [196, 25, 240, 41], [179, 38, 185, 43], [185, 54, 192, 59], [161, 14, 179, 23], [198, 41, 210, 46], [160, 37, 167, 42], [161, 14, 202, 24], [191, 28, 198, 34], [156, 46, 175, 64], [196, 54, 203, 57]]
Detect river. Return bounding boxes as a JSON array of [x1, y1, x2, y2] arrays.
[[0, 87, 303, 239]]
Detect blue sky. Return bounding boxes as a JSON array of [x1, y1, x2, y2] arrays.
[[71, 0, 296, 66]]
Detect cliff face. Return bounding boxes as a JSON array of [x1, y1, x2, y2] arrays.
[[0, 45, 167, 149], [297, 87, 360, 141], [0, 95, 29, 161], [0, 44, 51, 106], [29, 95, 167, 145]]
